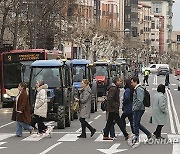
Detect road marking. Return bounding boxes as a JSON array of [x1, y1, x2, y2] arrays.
[[75, 121, 93, 132], [0, 133, 15, 141], [39, 142, 62, 154], [97, 143, 127, 154], [58, 134, 79, 141], [0, 142, 6, 150], [152, 88, 157, 91], [166, 89, 176, 134], [168, 134, 180, 154], [126, 122, 130, 127], [174, 89, 178, 91], [167, 89, 180, 134], [95, 134, 113, 142], [22, 134, 44, 141], [153, 75, 158, 85], [0, 122, 15, 129], [94, 115, 101, 120], [171, 84, 176, 86]]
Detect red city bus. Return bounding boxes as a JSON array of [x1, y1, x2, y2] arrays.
[[1, 49, 62, 107]]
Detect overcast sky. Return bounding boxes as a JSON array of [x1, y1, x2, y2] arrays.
[[172, 0, 180, 31]]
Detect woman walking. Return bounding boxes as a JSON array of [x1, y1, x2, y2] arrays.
[[77, 79, 96, 138], [11, 82, 33, 137], [152, 84, 168, 139], [121, 79, 134, 134], [31, 80, 53, 136]]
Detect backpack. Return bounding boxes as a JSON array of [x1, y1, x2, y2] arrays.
[[135, 86, 151, 107], [142, 87, 151, 107]]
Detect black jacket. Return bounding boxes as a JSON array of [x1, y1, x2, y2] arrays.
[[107, 83, 120, 114]]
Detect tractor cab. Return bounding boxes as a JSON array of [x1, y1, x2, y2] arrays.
[[71, 59, 97, 113], [29, 60, 73, 129], [93, 60, 113, 97]]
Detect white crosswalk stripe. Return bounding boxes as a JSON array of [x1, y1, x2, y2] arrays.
[[58, 134, 79, 142]]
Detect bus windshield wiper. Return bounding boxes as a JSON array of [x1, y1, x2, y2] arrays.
[[33, 68, 43, 79]]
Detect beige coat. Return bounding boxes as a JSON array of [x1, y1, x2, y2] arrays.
[[34, 84, 48, 118], [79, 85, 92, 119]]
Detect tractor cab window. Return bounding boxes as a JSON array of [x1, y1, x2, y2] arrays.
[[31, 68, 61, 88], [93, 66, 108, 78], [72, 65, 86, 82]]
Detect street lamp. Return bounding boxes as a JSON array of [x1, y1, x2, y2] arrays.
[[84, 38, 91, 59]]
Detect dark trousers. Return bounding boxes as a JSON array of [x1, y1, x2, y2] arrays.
[[79, 118, 93, 134], [154, 125, 164, 137], [133, 110, 151, 138], [103, 122, 115, 138], [143, 75, 149, 85], [104, 112, 128, 137], [31, 115, 47, 133], [121, 113, 134, 134]]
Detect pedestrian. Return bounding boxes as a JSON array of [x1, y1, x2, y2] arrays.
[[143, 69, 149, 86], [152, 84, 167, 139], [130, 77, 152, 147], [77, 79, 96, 138], [121, 79, 134, 134], [134, 69, 139, 77], [11, 82, 33, 137], [165, 71, 170, 89], [31, 80, 53, 137], [103, 77, 129, 140]]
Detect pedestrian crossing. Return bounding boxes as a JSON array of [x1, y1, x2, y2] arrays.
[[0, 132, 179, 143]]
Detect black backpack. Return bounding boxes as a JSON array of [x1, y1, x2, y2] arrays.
[[142, 87, 151, 107]]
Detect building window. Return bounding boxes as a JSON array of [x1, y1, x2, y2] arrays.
[[151, 21, 155, 29], [152, 2, 162, 14], [125, 0, 130, 6]]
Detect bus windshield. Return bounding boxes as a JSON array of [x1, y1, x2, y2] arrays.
[[94, 65, 108, 78], [31, 68, 61, 88], [72, 65, 86, 82], [4, 61, 32, 89]]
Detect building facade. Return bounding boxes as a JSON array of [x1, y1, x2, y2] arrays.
[[140, 0, 174, 54]]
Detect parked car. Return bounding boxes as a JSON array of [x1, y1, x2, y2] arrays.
[[157, 66, 169, 76], [175, 68, 180, 76]]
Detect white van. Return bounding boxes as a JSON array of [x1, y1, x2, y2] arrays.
[[142, 64, 169, 73]]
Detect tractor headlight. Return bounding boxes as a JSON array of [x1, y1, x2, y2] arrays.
[[3, 94, 11, 99]]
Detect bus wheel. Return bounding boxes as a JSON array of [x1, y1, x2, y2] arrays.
[[57, 106, 65, 129]]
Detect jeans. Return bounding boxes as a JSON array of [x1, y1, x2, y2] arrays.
[[79, 118, 94, 134], [103, 122, 115, 138], [121, 113, 134, 134], [16, 121, 33, 136], [104, 112, 128, 138], [133, 110, 151, 138], [31, 115, 47, 133]]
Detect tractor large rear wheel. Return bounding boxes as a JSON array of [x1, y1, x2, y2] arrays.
[[57, 106, 65, 129], [65, 106, 71, 127]]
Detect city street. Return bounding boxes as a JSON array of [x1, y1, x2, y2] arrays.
[[0, 74, 179, 154]]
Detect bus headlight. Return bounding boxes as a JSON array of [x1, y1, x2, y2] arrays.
[[3, 94, 11, 99]]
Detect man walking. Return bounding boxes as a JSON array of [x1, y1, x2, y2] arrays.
[[103, 77, 129, 140], [130, 77, 152, 148], [143, 69, 149, 86]]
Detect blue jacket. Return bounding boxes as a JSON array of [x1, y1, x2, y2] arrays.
[[122, 88, 133, 114]]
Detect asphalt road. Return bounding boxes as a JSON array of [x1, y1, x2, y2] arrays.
[[0, 74, 180, 154]]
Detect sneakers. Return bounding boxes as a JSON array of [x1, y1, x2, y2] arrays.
[[30, 127, 34, 135], [91, 128, 96, 137], [128, 135, 140, 148], [45, 126, 54, 134], [125, 134, 130, 140]]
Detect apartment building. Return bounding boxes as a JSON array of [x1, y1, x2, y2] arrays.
[[140, 0, 174, 54], [172, 31, 180, 53]]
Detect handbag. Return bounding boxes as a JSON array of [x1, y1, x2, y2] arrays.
[[73, 101, 79, 112], [101, 99, 107, 111]]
